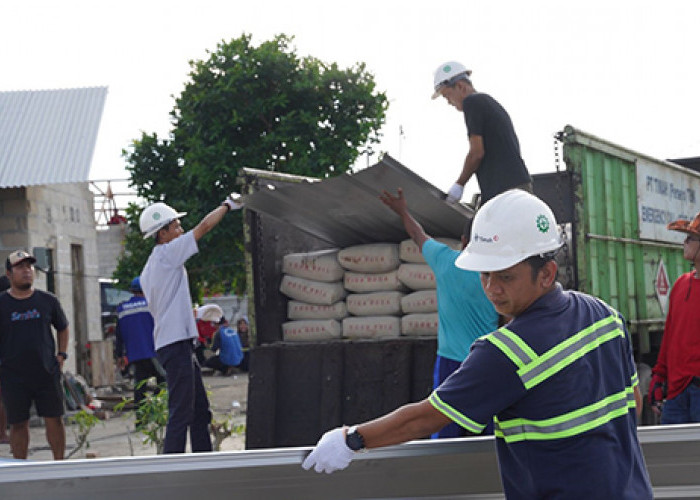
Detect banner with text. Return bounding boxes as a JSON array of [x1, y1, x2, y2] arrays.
[[637, 159, 700, 243]]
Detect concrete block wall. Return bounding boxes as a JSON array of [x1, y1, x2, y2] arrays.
[[96, 223, 128, 279]]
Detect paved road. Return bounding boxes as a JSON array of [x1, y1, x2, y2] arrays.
[[0, 372, 248, 461]]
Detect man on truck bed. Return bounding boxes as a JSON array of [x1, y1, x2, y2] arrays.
[[649, 210, 700, 424], [303, 190, 652, 499], [379, 187, 498, 437], [432, 61, 532, 206]]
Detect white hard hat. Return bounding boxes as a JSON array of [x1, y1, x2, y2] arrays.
[[455, 190, 562, 272], [139, 202, 187, 239], [432, 61, 472, 99], [197, 303, 224, 322]]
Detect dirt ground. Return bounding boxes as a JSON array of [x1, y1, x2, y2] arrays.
[[0, 371, 248, 461]]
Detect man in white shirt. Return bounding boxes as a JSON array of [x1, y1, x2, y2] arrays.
[[139, 194, 242, 454]]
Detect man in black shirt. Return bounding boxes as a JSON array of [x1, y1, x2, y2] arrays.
[[0, 250, 69, 460], [432, 61, 532, 206]]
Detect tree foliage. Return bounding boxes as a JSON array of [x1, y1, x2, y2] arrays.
[[115, 33, 388, 297]]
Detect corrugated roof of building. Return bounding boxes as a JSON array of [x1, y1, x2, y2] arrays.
[[0, 87, 107, 187]]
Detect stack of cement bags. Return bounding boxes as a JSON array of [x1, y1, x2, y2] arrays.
[[279, 249, 346, 342], [340, 243, 404, 340], [279, 239, 460, 341], [397, 238, 458, 336]]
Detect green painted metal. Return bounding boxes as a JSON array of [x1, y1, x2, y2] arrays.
[[560, 126, 694, 349]]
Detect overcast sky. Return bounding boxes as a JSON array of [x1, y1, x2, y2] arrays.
[[3, 0, 700, 202]]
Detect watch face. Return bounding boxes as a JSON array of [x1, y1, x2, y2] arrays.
[[346, 427, 365, 451]]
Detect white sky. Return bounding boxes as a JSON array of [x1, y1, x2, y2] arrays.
[[3, 0, 700, 202]]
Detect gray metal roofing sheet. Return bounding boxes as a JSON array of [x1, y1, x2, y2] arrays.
[[242, 155, 473, 247], [0, 87, 107, 187]]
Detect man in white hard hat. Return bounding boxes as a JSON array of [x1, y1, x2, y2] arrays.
[[303, 190, 652, 499], [139, 194, 243, 454], [432, 61, 531, 206]]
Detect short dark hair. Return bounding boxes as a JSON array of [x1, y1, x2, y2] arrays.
[[155, 221, 173, 244], [524, 253, 557, 281]]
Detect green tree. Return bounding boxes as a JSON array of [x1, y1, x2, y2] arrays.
[[116, 33, 387, 296]]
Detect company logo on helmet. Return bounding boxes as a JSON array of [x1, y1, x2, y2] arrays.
[[153, 213, 161, 220], [443, 65, 451, 73], [536, 215, 550, 233], [474, 232, 496, 243]]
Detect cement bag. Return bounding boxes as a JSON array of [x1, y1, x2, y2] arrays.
[[282, 249, 344, 282], [282, 319, 342, 341], [399, 238, 462, 263], [397, 264, 436, 290], [337, 243, 400, 273], [346, 291, 404, 316], [401, 290, 438, 313], [287, 300, 348, 320], [401, 313, 439, 336], [344, 270, 407, 293], [342, 316, 401, 340], [279, 275, 346, 305]]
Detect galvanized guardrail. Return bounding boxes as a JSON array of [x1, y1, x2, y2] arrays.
[[1, 424, 699, 499]]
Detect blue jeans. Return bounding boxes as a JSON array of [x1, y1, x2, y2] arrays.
[[661, 382, 700, 424], [431, 355, 493, 438], [157, 340, 212, 453]]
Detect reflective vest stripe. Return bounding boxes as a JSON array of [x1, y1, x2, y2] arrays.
[[429, 391, 485, 434], [486, 328, 537, 369], [118, 305, 150, 319], [494, 387, 635, 443], [518, 315, 624, 389]]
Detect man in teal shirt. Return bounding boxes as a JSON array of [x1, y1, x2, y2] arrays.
[[380, 189, 498, 437]]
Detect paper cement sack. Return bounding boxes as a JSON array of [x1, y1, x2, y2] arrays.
[[401, 290, 438, 314], [279, 275, 346, 305], [282, 249, 344, 282], [337, 243, 400, 273], [342, 316, 401, 340], [397, 264, 437, 290], [282, 319, 342, 341], [401, 313, 439, 336], [346, 291, 404, 316], [399, 238, 463, 263], [287, 301, 348, 320], [344, 270, 406, 293]]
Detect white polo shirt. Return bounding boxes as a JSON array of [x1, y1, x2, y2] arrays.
[[140, 230, 199, 351]]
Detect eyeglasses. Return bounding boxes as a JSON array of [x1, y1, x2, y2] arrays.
[[685, 235, 700, 243]]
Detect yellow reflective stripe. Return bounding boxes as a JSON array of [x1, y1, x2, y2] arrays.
[[428, 391, 485, 434], [494, 387, 636, 443], [518, 315, 623, 389], [485, 327, 537, 369]]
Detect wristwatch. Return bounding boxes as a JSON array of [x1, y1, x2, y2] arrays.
[[57, 351, 68, 360], [345, 425, 366, 451]]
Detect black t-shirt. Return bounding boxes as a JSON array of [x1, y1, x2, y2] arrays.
[[463, 93, 531, 204], [0, 290, 69, 378]]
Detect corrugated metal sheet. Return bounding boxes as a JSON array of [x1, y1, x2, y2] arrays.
[[241, 155, 473, 247], [0, 87, 107, 187], [559, 125, 697, 345]]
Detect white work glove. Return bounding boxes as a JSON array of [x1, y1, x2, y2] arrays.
[[302, 427, 355, 474], [446, 183, 464, 203], [222, 192, 244, 211]]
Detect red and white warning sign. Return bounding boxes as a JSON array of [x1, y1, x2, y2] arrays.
[[655, 260, 670, 314]]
